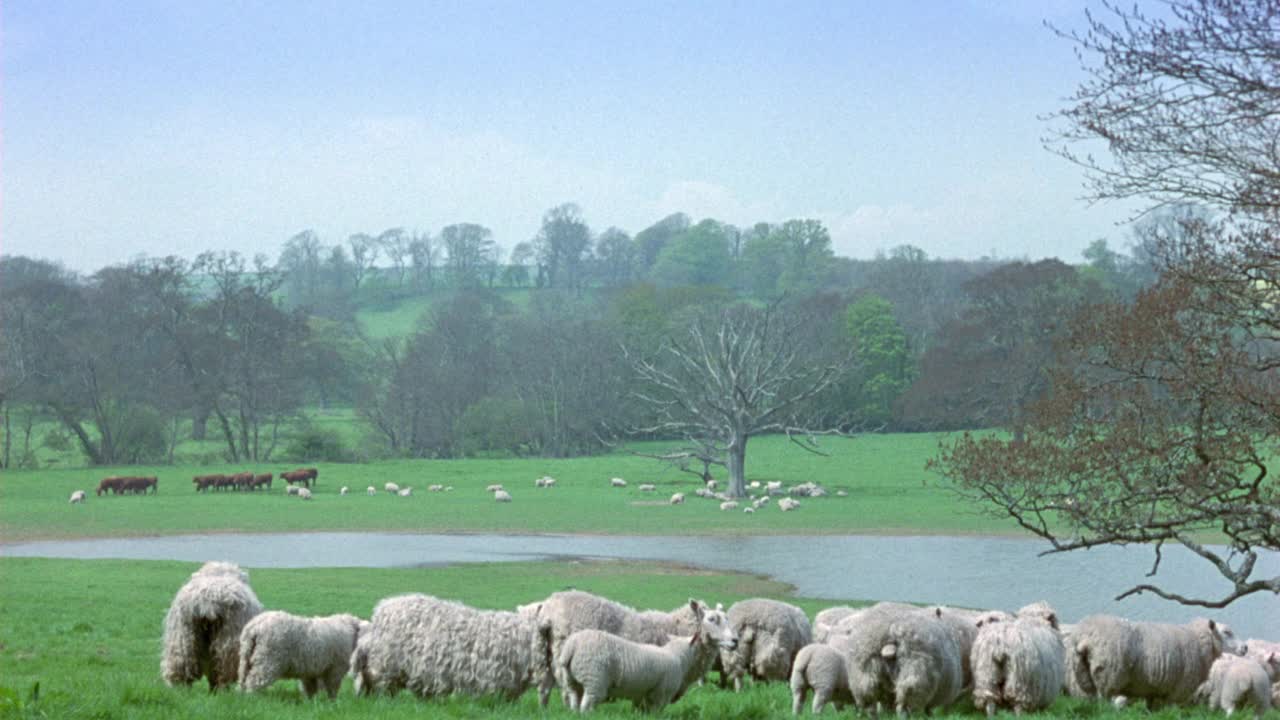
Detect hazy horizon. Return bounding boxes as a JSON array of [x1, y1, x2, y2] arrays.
[[2, 1, 1139, 273]]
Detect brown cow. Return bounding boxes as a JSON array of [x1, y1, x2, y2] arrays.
[[97, 476, 126, 496], [252, 473, 272, 491], [193, 474, 223, 492], [280, 470, 311, 489], [121, 476, 157, 494]]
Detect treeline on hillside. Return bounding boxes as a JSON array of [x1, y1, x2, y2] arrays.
[[0, 205, 1158, 467]]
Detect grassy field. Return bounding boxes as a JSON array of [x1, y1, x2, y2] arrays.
[[0, 557, 1240, 720], [355, 288, 536, 339], [0, 434, 1016, 542]]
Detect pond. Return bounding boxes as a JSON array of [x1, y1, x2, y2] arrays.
[[3, 532, 1275, 639]]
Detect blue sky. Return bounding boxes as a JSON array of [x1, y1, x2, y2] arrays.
[[2, 0, 1138, 271]]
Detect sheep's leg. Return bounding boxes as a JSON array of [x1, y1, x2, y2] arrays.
[[734, 675, 743, 693], [792, 685, 807, 715], [301, 677, 319, 698], [812, 688, 832, 714], [579, 690, 599, 713], [324, 669, 344, 699], [1110, 695, 1129, 709]]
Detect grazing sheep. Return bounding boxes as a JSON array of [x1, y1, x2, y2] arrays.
[[766, 481, 784, 495], [161, 561, 263, 691], [670, 493, 685, 505], [495, 490, 513, 502], [350, 593, 552, 702], [340, 486, 349, 496], [705, 480, 718, 491], [835, 490, 848, 497], [749, 481, 761, 490], [1196, 653, 1275, 718], [398, 487, 412, 497], [790, 642, 854, 714], [882, 608, 965, 715], [930, 605, 1008, 688], [1068, 614, 1244, 708], [384, 482, 400, 494], [970, 601, 1065, 716], [789, 482, 827, 498], [610, 478, 627, 487], [638, 483, 656, 492], [428, 484, 444, 492], [554, 600, 737, 713], [68, 490, 86, 504], [286, 486, 300, 496], [814, 606, 859, 644], [486, 484, 505, 492], [298, 488, 312, 500], [837, 602, 934, 712], [366, 486, 376, 496], [535, 476, 557, 488], [238, 611, 364, 699], [718, 599, 813, 692], [778, 498, 800, 512], [743, 507, 755, 514], [1245, 639, 1280, 673], [720, 501, 739, 511], [695, 488, 714, 499]]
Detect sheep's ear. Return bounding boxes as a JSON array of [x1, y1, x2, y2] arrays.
[[976, 619, 985, 628], [934, 608, 943, 618], [689, 599, 703, 618], [1208, 619, 1217, 632], [1047, 613, 1059, 631], [742, 627, 755, 642]]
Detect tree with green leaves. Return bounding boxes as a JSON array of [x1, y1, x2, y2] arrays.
[[648, 219, 732, 288]]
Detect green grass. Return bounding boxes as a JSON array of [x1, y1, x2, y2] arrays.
[[0, 433, 1014, 541], [0, 558, 1242, 720], [355, 288, 535, 339]]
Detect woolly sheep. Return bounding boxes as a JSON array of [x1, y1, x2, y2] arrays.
[[486, 484, 505, 492], [789, 482, 826, 498], [881, 607, 965, 715], [161, 561, 263, 691], [340, 486, 349, 495], [638, 483, 656, 492], [720, 501, 739, 511], [286, 485, 300, 496], [384, 482, 400, 494], [930, 605, 1007, 688], [298, 487, 312, 500], [1067, 614, 1244, 708], [1196, 653, 1275, 718], [534, 590, 710, 707], [610, 478, 627, 487], [743, 507, 755, 514], [837, 602, 936, 712], [749, 480, 761, 490], [554, 600, 737, 713], [670, 492, 685, 505], [1245, 639, 1280, 674], [705, 479, 718, 491], [366, 486, 376, 496], [350, 593, 552, 702], [970, 601, 1065, 716], [68, 490, 86, 504], [719, 598, 813, 692], [397, 487, 412, 497], [238, 611, 364, 699], [429, 484, 444, 492], [778, 498, 800, 512], [790, 642, 854, 714], [495, 490, 513, 502], [813, 606, 858, 644]]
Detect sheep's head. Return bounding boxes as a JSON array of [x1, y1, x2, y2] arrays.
[[1201, 619, 1246, 656], [691, 600, 737, 652], [1015, 602, 1059, 630]]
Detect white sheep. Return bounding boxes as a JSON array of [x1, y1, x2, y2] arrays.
[[718, 598, 813, 692], [971, 601, 1065, 716], [339, 486, 349, 496], [397, 487, 412, 497], [534, 476, 556, 488], [669, 492, 685, 505], [778, 498, 800, 512], [495, 490, 512, 502], [705, 479, 718, 491], [298, 487, 312, 500], [384, 482, 400, 494], [486, 484, 505, 492], [68, 490, 86, 504], [638, 483, 656, 492], [350, 593, 551, 702], [837, 602, 937, 713], [813, 606, 859, 644], [161, 561, 263, 691], [286, 485, 300, 496], [789, 482, 827, 498], [835, 490, 848, 497], [882, 607, 965, 715], [554, 601, 737, 713], [238, 611, 364, 699], [1196, 652, 1275, 718], [366, 486, 376, 496], [790, 642, 854, 714], [610, 478, 627, 487], [766, 481, 784, 494], [748, 480, 761, 490], [720, 500, 739, 511], [428, 484, 444, 492], [1067, 614, 1244, 708], [743, 506, 755, 514]]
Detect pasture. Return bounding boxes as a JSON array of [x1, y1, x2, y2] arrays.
[[0, 557, 1242, 720], [0, 433, 1019, 541]]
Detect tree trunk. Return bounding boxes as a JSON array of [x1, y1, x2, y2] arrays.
[[727, 432, 748, 498], [2, 403, 9, 469], [192, 406, 209, 441]]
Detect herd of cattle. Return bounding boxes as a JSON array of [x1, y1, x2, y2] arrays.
[[92, 468, 320, 496]]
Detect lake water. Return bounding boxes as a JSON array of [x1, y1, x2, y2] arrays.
[[3, 532, 1275, 639]]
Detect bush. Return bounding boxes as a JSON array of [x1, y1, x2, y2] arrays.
[[283, 425, 351, 462], [113, 405, 168, 464], [454, 397, 537, 457]]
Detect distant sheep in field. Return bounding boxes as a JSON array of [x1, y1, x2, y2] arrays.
[[238, 611, 364, 699], [705, 480, 718, 491], [398, 487, 412, 497], [790, 642, 854, 714], [366, 486, 376, 496], [743, 506, 755, 514], [778, 498, 800, 512], [835, 490, 848, 497], [340, 486, 349, 496], [69, 490, 86, 504], [670, 493, 685, 505], [554, 601, 738, 713], [971, 601, 1065, 716], [718, 598, 812, 692], [695, 488, 714, 499], [494, 490, 512, 502], [486, 484, 505, 493], [610, 478, 627, 488], [286, 486, 300, 496], [298, 488, 312, 500], [384, 482, 400, 494], [535, 476, 556, 488], [638, 483, 656, 492], [789, 482, 826, 498], [350, 593, 552, 702], [428, 484, 444, 492], [766, 481, 783, 495], [720, 501, 739, 511], [1067, 615, 1244, 708], [749, 481, 761, 490], [161, 561, 263, 691], [1195, 652, 1276, 718]]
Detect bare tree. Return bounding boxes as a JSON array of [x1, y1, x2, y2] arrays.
[[628, 302, 854, 498], [348, 233, 379, 290], [378, 227, 411, 287]]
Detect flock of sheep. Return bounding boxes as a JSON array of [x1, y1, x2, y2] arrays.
[[160, 560, 1279, 717]]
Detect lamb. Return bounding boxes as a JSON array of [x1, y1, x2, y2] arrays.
[[238, 611, 364, 699], [766, 481, 784, 495], [366, 486, 376, 496], [610, 478, 627, 487], [533, 590, 711, 706], [670, 492, 685, 505], [161, 561, 263, 691], [718, 598, 813, 692], [69, 490, 86, 504], [349, 593, 552, 702], [554, 600, 737, 713], [495, 490, 513, 502], [384, 482, 400, 494], [970, 601, 1065, 716], [790, 642, 854, 714], [1195, 652, 1275, 718], [340, 486, 349, 496], [1067, 614, 1245, 708], [298, 487, 312, 500]]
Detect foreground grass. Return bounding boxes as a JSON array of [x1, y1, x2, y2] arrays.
[[0, 558, 1240, 720], [0, 434, 1015, 541]]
